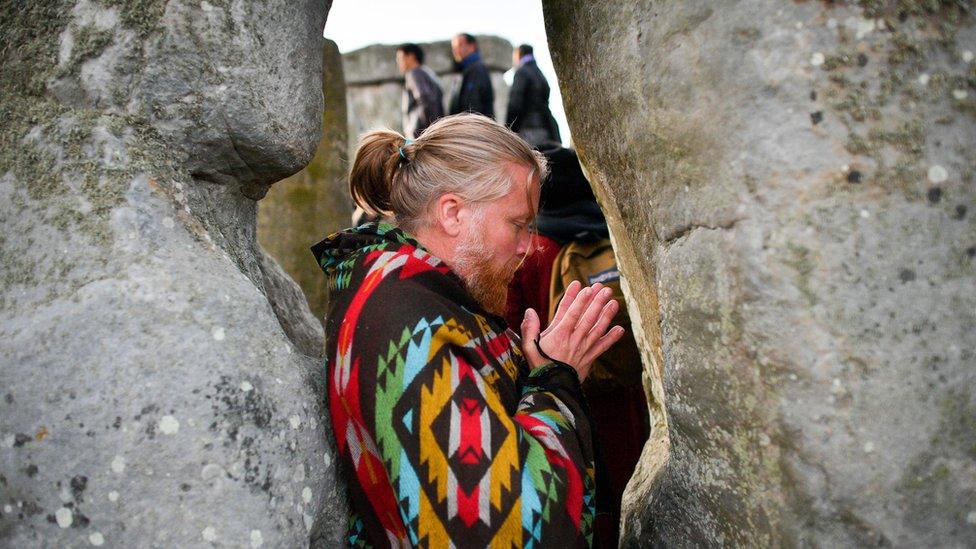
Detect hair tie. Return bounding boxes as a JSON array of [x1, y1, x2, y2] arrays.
[[399, 139, 414, 160]]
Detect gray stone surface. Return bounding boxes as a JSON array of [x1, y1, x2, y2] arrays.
[[0, 0, 346, 546], [258, 39, 353, 328], [342, 36, 513, 154], [545, 0, 975, 546]]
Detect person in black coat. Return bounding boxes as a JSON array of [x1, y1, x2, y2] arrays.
[[505, 44, 561, 147], [448, 33, 494, 119]]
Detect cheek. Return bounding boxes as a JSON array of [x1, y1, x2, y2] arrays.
[[488, 228, 519, 256]]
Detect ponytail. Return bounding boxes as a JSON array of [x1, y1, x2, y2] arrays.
[[348, 129, 409, 215]]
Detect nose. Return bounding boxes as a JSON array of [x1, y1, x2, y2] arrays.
[[516, 231, 535, 257]]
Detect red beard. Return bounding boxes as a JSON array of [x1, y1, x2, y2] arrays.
[[454, 233, 521, 317]]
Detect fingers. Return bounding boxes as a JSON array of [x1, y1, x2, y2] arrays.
[[570, 284, 612, 346], [520, 308, 545, 369], [558, 281, 606, 334], [549, 280, 582, 329], [539, 283, 621, 374], [581, 298, 619, 351], [579, 325, 627, 370], [520, 307, 541, 348], [572, 284, 609, 331]]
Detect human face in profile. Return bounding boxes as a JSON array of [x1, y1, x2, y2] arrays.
[[451, 35, 475, 63], [454, 164, 539, 315], [396, 50, 417, 74]]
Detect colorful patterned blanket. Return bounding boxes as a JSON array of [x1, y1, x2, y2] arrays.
[[312, 223, 596, 547]]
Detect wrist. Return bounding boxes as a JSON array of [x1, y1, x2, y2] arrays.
[[534, 338, 583, 381], [534, 337, 560, 364], [527, 361, 584, 391]]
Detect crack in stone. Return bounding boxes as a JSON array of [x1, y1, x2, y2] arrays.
[[662, 218, 744, 247]]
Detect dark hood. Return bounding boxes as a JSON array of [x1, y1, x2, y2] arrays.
[[536, 145, 609, 243]]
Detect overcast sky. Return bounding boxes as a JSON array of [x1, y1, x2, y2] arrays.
[[324, 0, 571, 144]]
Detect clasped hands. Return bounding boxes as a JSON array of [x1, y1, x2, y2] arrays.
[[520, 280, 626, 381]]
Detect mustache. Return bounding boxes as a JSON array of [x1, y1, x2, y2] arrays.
[[454, 240, 520, 317]]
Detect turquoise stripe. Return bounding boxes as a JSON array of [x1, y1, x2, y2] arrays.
[[521, 467, 543, 546], [399, 448, 421, 546]]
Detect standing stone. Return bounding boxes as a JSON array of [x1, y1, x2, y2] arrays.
[[258, 39, 353, 327], [0, 1, 346, 546], [342, 36, 513, 156], [544, 0, 975, 546]]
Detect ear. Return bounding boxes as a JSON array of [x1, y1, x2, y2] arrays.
[[433, 193, 464, 237]]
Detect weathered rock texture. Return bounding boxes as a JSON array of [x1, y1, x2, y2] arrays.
[[342, 36, 513, 155], [258, 39, 352, 327], [544, 1, 975, 546], [0, 1, 346, 546]]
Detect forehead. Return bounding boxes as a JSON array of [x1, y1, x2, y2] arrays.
[[496, 164, 540, 213]]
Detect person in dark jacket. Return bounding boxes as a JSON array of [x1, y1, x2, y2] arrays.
[[505, 44, 561, 147], [397, 43, 444, 139], [448, 33, 494, 118]]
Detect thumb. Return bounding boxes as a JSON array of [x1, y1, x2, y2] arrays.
[[520, 308, 544, 368]]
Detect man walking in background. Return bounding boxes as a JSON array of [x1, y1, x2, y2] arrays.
[[396, 43, 444, 138], [505, 44, 561, 146], [448, 33, 494, 118]]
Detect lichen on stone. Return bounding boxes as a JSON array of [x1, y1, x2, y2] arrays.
[[58, 24, 114, 77], [0, 3, 70, 97], [783, 243, 817, 306], [868, 120, 925, 156], [99, 0, 165, 38]]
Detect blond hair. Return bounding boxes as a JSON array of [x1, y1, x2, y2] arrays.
[[349, 114, 548, 233]]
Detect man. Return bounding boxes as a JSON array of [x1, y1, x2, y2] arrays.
[[397, 43, 444, 139], [312, 114, 624, 546], [505, 44, 561, 147], [448, 33, 494, 118]]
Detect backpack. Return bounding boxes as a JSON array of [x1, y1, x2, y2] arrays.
[[547, 239, 642, 390]]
